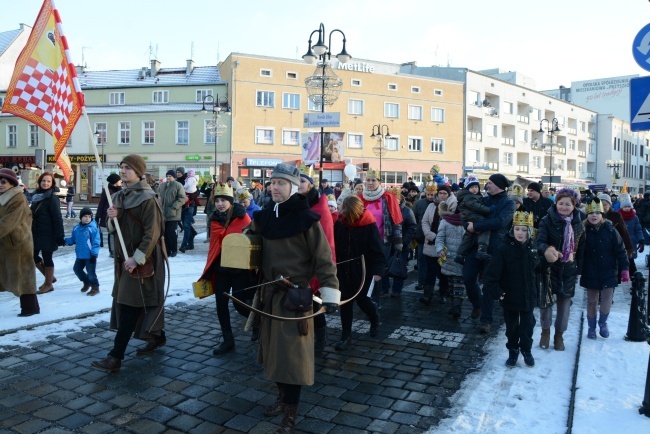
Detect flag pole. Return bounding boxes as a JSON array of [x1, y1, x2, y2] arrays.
[[82, 108, 128, 257]]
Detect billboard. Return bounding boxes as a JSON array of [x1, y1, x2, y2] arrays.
[[302, 132, 345, 165]]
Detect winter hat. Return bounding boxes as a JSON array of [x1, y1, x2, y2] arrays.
[[619, 193, 633, 208], [437, 185, 451, 195], [165, 170, 176, 178], [327, 194, 337, 209], [226, 176, 235, 182], [107, 173, 121, 185], [176, 167, 185, 175], [451, 183, 460, 192], [120, 154, 147, 178], [270, 163, 300, 186], [527, 182, 542, 194], [80, 207, 93, 219], [597, 193, 611, 205], [555, 188, 579, 205], [0, 168, 19, 186], [187, 169, 195, 177], [465, 174, 480, 189], [489, 173, 511, 191]]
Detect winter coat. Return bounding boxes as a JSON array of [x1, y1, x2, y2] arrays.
[[523, 196, 554, 228], [634, 198, 650, 228], [245, 201, 261, 220], [422, 201, 442, 257], [620, 208, 644, 258], [96, 183, 121, 228], [108, 179, 165, 342], [0, 186, 37, 297], [65, 220, 101, 259], [473, 191, 516, 254], [435, 213, 465, 276], [30, 188, 64, 253], [580, 220, 629, 290], [65, 184, 75, 203], [536, 206, 585, 298], [604, 209, 633, 256], [400, 201, 417, 249], [413, 197, 434, 243], [158, 180, 186, 222], [251, 193, 338, 386], [334, 211, 386, 299], [457, 189, 490, 223], [257, 191, 273, 209], [484, 232, 539, 312]]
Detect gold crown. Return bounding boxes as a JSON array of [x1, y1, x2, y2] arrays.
[[366, 167, 380, 180], [236, 189, 251, 201], [510, 184, 524, 199], [430, 164, 440, 175], [425, 180, 437, 194], [298, 162, 314, 179], [541, 184, 549, 192], [512, 211, 534, 227], [214, 183, 233, 198], [388, 186, 403, 200], [585, 198, 604, 214]]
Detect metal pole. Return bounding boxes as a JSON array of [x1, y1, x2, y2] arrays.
[[319, 62, 325, 184], [215, 111, 218, 182]]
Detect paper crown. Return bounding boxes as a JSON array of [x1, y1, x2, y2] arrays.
[[425, 179, 438, 193], [236, 188, 251, 201], [584, 197, 604, 214], [512, 211, 534, 227], [541, 184, 549, 192], [214, 183, 233, 198], [298, 162, 314, 180], [430, 164, 440, 175], [366, 167, 380, 180], [510, 184, 524, 199], [388, 186, 403, 200]]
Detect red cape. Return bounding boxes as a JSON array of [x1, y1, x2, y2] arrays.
[[199, 213, 251, 281], [309, 193, 336, 292], [359, 191, 404, 225]]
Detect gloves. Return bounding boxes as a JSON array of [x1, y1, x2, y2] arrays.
[[639, 243, 645, 253], [89, 255, 97, 264], [56, 237, 65, 247], [621, 269, 630, 282]]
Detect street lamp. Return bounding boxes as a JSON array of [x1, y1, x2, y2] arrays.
[[537, 118, 561, 189], [370, 124, 391, 180], [606, 159, 624, 189], [94, 130, 103, 176], [302, 23, 351, 182], [201, 94, 230, 181]]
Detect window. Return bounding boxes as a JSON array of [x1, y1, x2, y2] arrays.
[[578, 162, 584, 173], [533, 109, 541, 121], [6, 125, 17, 148], [532, 156, 541, 168], [434, 89, 443, 96], [348, 99, 364, 115], [282, 129, 300, 146], [260, 69, 272, 77], [118, 122, 131, 145], [66, 135, 72, 147], [470, 149, 480, 162], [176, 121, 189, 145], [204, 119, 216, 144], [286, 71, 298, 79], [503, 152, 513, 165], [143, 121, 155, 145], [385, 136, 398, 150], [469, 91, 481, 106], [431, 138, 444, 153], [408, 105, 423, 121], [569, 139, 576, 150], [109, 92, 125, 105], [431, 107, 445, 122], [589, 143, 595, 154], [487, 124, 497, 137], [196, 89, 213, 103], [95, 122, 107, 146], [308, 98, 322, 112], [411, 86, 420, 94], [384, 103, 399, 118], [408, 137, 422, 152], [388, 83, 397, 91], [256, 128, 274, 144], [580, 121, 586, 132], [256, 91, 275, 107], [556, 159, 564, 170], [0, 97, 4, 107], [282, 93, 300, 110], [29, 125, 39, 147], [351, 79, 361, 86], [503, 101, 513, 114], [152, 90, 169, 104], [348, 134, 363, 149], [518, 128, 528, 142]]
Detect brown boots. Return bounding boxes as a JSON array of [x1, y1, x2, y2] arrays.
[[35, 262, 56, 294], [18, 294, 40, 317], [539, 328, 550, 349], [554, 331, 565, 351], [274, 404, 297, 434]]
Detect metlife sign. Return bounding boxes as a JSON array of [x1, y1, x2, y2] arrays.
[[303, 113, 341, 128]]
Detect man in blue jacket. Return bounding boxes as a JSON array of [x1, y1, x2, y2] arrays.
[[462, 173, 516, 333]]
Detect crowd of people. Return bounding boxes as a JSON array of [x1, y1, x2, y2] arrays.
[[0, 161, 646, 433]]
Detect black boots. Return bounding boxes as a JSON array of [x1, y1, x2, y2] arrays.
[[18, 294, 40, 317], [521, 350, 535, 367], [505, 349, 519, 368], [136, 333, 167, 356], [213, 330, 235, 355], [314, 325, 328, 352], [91, 355, 122, 373]]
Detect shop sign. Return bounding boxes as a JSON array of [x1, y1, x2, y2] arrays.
[[0, 155, 36, 164], [185, 155, 201, 161], [245, 158, 284, 167], [47, 154, 103, 163]]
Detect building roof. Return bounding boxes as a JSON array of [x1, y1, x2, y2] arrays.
[[77, 65, 223, 89], [0, 27, 23, 56]]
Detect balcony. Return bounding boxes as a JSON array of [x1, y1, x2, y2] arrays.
[[517, 115, 529, 124], [586, 172, 595, 179], [568, 127, 577, 135], [467, 131, 483, 142], [578, 151, 586, 157], [517, 165, 529, 173], [588, 132, 596, 139], [566, 170, 576, 177], [502, 137, 515, 146], [487, 161, 499, 170]]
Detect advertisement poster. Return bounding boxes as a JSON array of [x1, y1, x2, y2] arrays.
[[302, 132, 345, 165]]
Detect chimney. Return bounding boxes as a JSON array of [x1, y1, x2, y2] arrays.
[[186, 59, 194, 76], [150, 59, 160, 77]]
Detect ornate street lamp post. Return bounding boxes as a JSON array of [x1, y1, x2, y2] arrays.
[[606, 159, 624, 189], [302, 23, 351, 182], [538, 118, 561, 189], [370, 124, 391, 180], [201, 94, 230, 181]]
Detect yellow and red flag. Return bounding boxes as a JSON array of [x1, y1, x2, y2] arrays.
[[1, 0, 84, 182]]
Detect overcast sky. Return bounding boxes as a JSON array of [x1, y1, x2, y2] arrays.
[[2, 0, 650, 91]]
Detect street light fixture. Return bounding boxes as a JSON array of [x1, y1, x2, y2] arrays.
[[537, 118, 561, 189], [201, 94, 230, 181], [302, 23, 351, 182], [606, 159, 624, 189], [370, 124, 391, 180], [94, 130, 103, 176]]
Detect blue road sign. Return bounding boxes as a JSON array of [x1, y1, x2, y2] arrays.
[[630, 77, 650, 131], [633, 23, 650, 71]]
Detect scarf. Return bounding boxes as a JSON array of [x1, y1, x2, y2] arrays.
[[619, 207, 636, 221], [362, 185, 384, 202], [272, 184, 299, 217], [113, 179, 156, 209], [30, 188, 53, 204], [557, 210, 574, 263]]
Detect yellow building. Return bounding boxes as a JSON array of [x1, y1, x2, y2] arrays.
[[219, 53, 464, 186]]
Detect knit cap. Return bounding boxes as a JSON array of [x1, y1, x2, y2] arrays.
[[80, 207, 93, 219], [120, 155, 147, 178]]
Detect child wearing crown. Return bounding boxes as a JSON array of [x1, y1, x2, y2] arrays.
[[580, 197, 629, 340], [483, 211, 539, 367]]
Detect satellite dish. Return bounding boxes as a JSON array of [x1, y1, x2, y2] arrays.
[[482, 99, 490, 107]]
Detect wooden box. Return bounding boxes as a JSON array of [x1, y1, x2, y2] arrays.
[[221, 233, 262, 269]]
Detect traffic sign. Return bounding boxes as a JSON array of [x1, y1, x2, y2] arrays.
[[633, 23, 650, 71], [630, 76, 650, 131], [303, 112, 340, 128]]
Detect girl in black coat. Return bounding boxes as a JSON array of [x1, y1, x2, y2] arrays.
[[484, 211, 539, 368], [30, 172, 65, 294], [333, 195, 386, 351], [581, 198, 629, 340]]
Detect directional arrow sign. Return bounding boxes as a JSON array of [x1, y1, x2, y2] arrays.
[[630, 76, 650, 131], [633, 23, 650, 71]]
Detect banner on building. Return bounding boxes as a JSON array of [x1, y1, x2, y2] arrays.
[[302, 132, 345, 165]]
